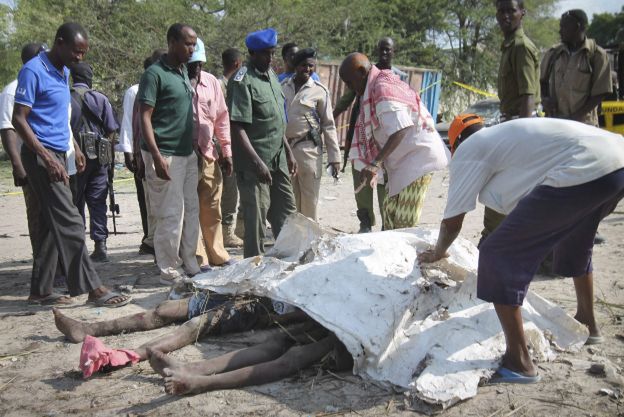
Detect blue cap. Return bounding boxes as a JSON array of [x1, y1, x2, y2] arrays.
[[245, 28, 278, 51], [189, 38, 206, 63]]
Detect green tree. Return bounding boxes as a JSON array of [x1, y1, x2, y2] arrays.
[[429, 0, 558, 118], [0, 5, 21, 85], [0, 0, 560, 120], [588, 7, 624, 48]]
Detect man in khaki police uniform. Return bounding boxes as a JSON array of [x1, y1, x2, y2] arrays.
[[281, 48, 341, 221], [541, 9, 612, 126], [226, 28, 297, 258], [496, 0, 540, 121]]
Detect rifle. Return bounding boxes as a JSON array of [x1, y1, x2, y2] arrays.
[[342, 95, 361, 172], [106, 138, 119, 235], [72, 87, 120, 234]]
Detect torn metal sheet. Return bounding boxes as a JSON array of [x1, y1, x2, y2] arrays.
[[193, 214, 587, 408]]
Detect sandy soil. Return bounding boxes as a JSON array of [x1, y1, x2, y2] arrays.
[[0, 165, 623, 417]]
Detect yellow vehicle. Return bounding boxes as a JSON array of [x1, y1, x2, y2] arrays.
[[600, 100, 624, 135], [600, 45, 623, 134]]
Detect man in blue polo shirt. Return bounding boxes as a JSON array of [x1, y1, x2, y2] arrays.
[[12, 22, 130, 307]]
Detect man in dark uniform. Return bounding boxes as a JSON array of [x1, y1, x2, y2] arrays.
[[226, 28, 297, 258], [69, 62, 119, 262]]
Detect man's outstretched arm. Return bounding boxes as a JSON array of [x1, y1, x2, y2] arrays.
[[418, 213, 466, 263]]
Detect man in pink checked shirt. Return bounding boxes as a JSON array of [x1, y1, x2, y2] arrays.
[[188, 38, 234, 268]]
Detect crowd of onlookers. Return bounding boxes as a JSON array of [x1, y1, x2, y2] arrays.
[[3, 1, 624, 389]]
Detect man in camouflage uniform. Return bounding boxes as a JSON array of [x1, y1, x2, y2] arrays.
[[540, 9, 612, 126]]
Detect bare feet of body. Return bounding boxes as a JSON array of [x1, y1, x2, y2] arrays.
[[163, 368, 198, 395], [148, 348, 184, 376], [52, 307, 91, 343]]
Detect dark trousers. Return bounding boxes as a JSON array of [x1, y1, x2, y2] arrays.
[[22, 183, 41, 259], [351, 164, 386, 228], [21, 147, 102, 297], [134, 173, 149, 243], [478, 169, 624, 305], [24, 179, 66, 280], [237, 164, 296, 258], [75, 159, 109, 242], [221, 170, 239, 226]]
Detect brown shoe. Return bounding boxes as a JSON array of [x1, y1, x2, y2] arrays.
[[223, 224, 243, 247]]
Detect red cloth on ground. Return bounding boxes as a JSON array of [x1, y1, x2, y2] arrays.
[[79, 335, 141, 378]]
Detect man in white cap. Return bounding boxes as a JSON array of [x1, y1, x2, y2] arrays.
[[187, 38, 234, 268]]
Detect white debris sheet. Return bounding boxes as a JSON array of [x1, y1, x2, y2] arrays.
[[193, 215, 588, 408]]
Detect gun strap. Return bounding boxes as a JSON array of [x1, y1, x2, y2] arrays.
[[303, 111, 320, 131], [72, 87, 106, 134]]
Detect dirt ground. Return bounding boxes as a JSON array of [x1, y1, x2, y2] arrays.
[[0, 162, 623, 417]]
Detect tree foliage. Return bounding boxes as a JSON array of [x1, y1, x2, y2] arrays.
[[587, 7, 624, 48], [0, 0, 559, 115]]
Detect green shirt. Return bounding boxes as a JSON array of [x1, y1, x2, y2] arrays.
[[498, 27, 541, 117], [227, 63, 286, 170], [137, 56, 194, 156]]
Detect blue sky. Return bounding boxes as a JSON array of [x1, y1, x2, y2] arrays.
[[553, 0, 623, 18]]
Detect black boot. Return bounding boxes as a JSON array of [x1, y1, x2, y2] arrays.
[[357, 209, 372, 233], [90, 240, 109, 262]]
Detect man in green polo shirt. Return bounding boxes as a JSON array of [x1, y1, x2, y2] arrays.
[[138, 23, 201, 283], [496, 0, 540, 121], [227, 28, 297, 258]]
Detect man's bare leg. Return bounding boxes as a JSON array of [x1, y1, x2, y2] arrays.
[[136, 308, 310, 361], [134, 312, 216, 360], [148, 323, 324, 376], [148, 332, 294, 376], [163, 335, 336, 395], [572, 272, 601, 338], [493, 304, 537, 377], [53, 299, 190, 343]]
